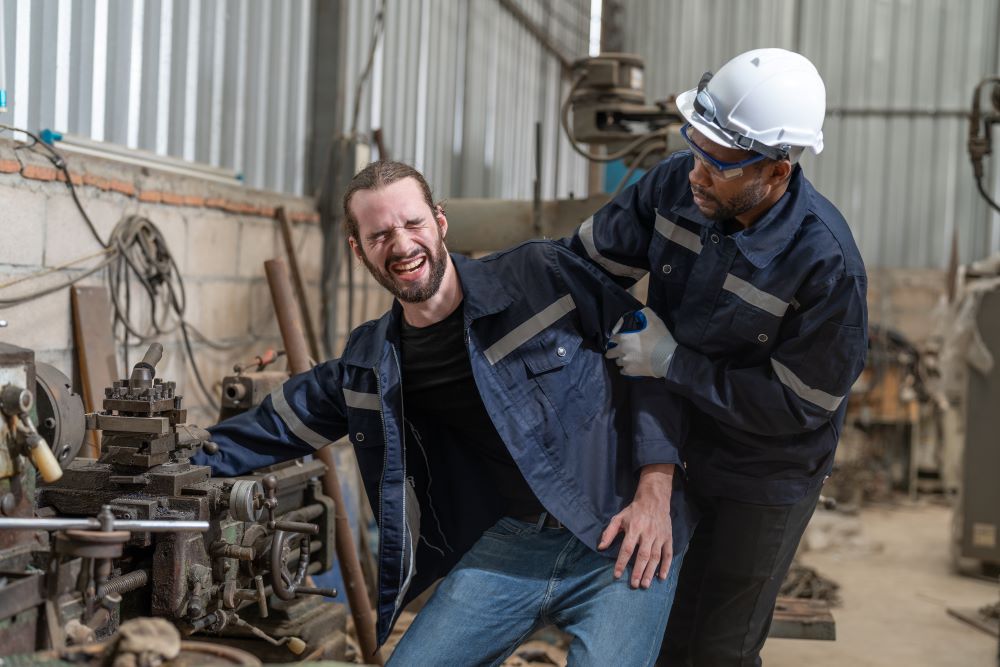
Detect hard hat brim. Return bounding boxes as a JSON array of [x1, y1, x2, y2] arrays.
[[676, 87, 742, 152]]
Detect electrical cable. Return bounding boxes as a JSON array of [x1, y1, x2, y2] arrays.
[[0, 254, 116, 306], [350, 0, 387, 137], [976, 176, 1000, 215], [612, 139, 665, 197], [0, 247, 115, 291], [967, 78, 1000, 215], [0, 124, 108, 250], [0, 125, 223, 411], [559, 73, 668, 163]]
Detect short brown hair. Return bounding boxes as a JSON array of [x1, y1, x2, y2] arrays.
[[342, 160, 436, 241]]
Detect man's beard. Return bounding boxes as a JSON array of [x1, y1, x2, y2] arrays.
[[359, 235, 449, 303], [692, 178, 768, 222]]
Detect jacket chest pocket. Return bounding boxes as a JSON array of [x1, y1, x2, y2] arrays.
[[518, 326, 601, 436], [727, 302, 782, 351], [343, 388, 385, 448], [650, 232, 698, 285]]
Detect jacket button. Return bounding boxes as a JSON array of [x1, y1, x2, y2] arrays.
[[757, 333, 768, 343], [556, 346, 567, 357], [662, 264, 672, 274], [355, 432, 365, 442], [710, 233, 720, 244]]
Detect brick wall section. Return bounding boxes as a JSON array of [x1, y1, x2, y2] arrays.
[[0, 138, 390, 427]]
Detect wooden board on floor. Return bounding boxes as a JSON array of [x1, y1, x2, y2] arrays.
[[769, 596, 836, 641], [70, 285, 118, 458], [947, 606, 1000, 637]]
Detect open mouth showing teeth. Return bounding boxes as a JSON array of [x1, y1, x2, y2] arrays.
[[392, 257, 426, 274]]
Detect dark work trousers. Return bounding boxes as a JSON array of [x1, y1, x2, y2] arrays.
[[657, 483, 823, 667]]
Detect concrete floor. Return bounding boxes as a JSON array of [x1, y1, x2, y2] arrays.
[[762, 501, 998, 666]]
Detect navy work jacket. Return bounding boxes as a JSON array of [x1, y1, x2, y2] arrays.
[[566, 153, 868, 505], [194, 242, 691, 645]]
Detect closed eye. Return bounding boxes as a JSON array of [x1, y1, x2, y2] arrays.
[[366, 231, 389, 247]]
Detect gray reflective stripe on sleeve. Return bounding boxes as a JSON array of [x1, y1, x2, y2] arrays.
[[484, 294, 576, 365], [723, 274, 789, 317], [654, 211, 703, 254], [578, 217, 648, 281], [771, 359, 844, 412], [342, 388, 380, 411], [269, 385, 330, 449]]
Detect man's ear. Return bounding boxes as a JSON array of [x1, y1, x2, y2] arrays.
[[435, 205, 448, 239], [768, 160, 792, 185], [348, 236, 364, 261]]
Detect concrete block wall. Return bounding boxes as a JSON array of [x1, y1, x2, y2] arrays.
[[0, 138, 389, 428]]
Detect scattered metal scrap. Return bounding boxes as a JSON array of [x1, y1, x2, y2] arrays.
[[779, 562, 842, 606]]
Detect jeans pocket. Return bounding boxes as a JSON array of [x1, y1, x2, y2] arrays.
[[482, 516, 528, 539]]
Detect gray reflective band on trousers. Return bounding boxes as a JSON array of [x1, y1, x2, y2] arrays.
[[269, 384, 330, 449], [655, 212, 703, 254], [770, 359, 844, 411], [722, 274, 789, 317], [578, 217, 648, 281], [484, 294, 576, 365], [343, 388, 380, 411]]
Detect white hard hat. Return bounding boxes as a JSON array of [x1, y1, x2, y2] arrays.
[[676, 48, 826, 158]]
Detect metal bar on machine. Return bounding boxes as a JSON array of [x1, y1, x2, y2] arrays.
[[0, 518, 209, 532]]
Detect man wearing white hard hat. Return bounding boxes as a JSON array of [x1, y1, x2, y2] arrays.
[[565, 48, 868, 665]]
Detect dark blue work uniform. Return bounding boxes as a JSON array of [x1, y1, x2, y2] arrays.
[[194, 242, 692, 646], [566, 152, 868, 665]]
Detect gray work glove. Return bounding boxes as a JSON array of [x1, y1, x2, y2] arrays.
[[606, 307, 677, 378]]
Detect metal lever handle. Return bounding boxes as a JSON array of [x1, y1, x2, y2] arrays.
[[269, 520, 319, 534], [139, 342, 164, 369]]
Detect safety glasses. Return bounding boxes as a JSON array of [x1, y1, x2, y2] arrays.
[[691, 71, 791, 162], [680, 123, 766, 181]]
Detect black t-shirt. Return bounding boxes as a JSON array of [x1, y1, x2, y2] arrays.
[[399, 303, 544, 518]]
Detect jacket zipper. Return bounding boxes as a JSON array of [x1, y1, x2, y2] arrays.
[[373, 363, 388, 620], [387, 345, 413, 627]]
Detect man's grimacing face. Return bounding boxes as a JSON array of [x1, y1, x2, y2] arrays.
[[347, 177, 449, 303]]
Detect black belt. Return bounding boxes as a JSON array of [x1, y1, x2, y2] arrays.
[[516, 512, 565, 530]]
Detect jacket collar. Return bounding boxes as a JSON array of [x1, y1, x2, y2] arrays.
[[340, 253, 515, 368], [450, 252, 516, 321], [670, 165, 808, 269]]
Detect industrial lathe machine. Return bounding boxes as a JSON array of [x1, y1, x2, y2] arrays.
[[0, 341, 348, 663]]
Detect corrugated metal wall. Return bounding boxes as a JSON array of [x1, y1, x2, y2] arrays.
[[621, 0, 1000, 269], [3, 0, 314, 195], [340, 0, 592, 201]]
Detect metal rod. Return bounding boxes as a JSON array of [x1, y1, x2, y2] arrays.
[[276, 207, 322, 363], [0, 517, 209, 532], [265, 258, 384, 665], [264, 259, 312, 376]]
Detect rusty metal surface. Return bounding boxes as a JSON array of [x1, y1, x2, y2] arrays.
[[1, 343, 344, 660], [277, 207, 322, 363], [0, 570, 44, 619]]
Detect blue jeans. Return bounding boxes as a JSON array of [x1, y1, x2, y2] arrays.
[[388, 515, 685, 666]]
